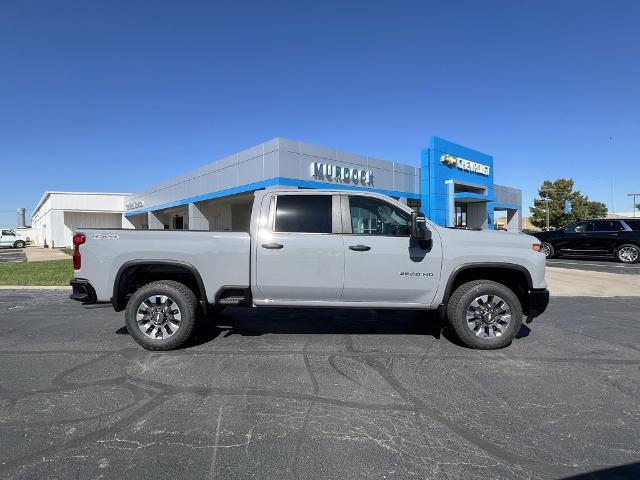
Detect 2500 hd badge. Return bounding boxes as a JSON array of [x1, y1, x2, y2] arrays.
[[400, 272, 434, 277]]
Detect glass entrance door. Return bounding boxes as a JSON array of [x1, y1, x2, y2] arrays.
[[455, 204, 467, 227]]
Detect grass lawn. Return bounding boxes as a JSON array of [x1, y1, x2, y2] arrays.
[[60, 248, 73, 256], [0, 259, 73, 286]]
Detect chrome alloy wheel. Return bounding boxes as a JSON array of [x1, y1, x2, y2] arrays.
[[136, 295, 182, 340], [540, 243, 552, 257], [618, 246, 639, 263], [466, 294, 512, 339]]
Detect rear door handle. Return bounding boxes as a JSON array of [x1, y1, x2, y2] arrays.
[[262, 243, 284, 250], [349, 244, 371, 251]]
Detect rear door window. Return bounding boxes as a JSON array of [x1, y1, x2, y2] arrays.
[[274, 195, 332, 233], [592, 220, 625, 232]]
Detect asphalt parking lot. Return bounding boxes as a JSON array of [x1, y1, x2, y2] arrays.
[[547, 257, 640, 275], [0, 248, 26, 264], [0, 290, 638, 479]]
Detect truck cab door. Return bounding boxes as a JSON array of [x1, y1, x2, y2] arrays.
[[1, 230, 14, 247], [340, 195, 442, 305], [254, 193, 344, 303]]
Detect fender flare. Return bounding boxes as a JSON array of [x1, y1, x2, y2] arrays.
[[440, 262, 534, 304], [112, 260, 208, 312]]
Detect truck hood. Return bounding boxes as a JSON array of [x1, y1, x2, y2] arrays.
[[439, 227, 538, 248]]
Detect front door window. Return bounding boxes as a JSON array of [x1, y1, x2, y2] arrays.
[[348, 196, 411, 236]]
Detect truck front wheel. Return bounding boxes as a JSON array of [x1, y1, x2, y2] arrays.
[[125, 280, 199, 351], [446, 280, 523, 349]]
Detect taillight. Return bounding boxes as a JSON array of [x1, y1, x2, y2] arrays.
[[73, 233, 86, 270]]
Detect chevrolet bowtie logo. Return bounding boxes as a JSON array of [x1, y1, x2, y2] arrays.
[[441, 154, 457, 166]]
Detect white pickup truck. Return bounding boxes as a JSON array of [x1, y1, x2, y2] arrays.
[[0, 229, 28, 249], [70, 189, 549, 350]]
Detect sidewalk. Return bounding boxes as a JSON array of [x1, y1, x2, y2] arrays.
[[24, 246, 70, 262], [546, 267, 640, 297]]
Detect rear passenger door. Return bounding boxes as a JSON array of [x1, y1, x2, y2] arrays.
[[254, 193, 344, 303], [590, 220, 626, 254]]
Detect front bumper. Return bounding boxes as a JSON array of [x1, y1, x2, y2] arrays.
[[70, 278, 97, 304], [526, 288, 549, 322]]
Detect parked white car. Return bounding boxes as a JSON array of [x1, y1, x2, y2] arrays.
[[0, 229, 28, 248]]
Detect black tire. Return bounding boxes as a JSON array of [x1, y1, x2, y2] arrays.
[[615, 244, 640, 264], [540, 242, 554, 259], [446, 280, 523, 350], [125, 280, 199, 351], [13, 240, 26, 249]]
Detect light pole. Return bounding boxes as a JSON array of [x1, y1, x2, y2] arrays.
[[629, 193, 640, 217], [540, 187, 555, 230]]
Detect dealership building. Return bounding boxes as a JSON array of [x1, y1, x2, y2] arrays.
[[31, 192, 131, 248], [31, 136, 522, 246], [122, 136, 522, 232]]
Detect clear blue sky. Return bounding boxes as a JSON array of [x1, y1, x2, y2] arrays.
[[1, 0, 639, 226]]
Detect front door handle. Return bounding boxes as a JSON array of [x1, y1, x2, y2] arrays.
[[349, 244, 371, 252], [262, 242, 284, 250]]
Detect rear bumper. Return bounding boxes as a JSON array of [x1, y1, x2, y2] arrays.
[[526, 288, 549, 322], [70, 278, 97, 304]]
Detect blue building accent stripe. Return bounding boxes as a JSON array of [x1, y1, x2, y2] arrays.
[[453, 192, 495, 202], [493, 203, 521, 210], [125, 177, 419, 216]]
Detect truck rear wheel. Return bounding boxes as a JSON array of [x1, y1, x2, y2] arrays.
[[125, 280, 199, 351], [446, 280, 523, 349]]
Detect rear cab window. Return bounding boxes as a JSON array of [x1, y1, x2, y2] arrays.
[[274, 195, 333, 233]]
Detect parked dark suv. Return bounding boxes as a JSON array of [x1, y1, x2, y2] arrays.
[[533, 219, 640, 264]]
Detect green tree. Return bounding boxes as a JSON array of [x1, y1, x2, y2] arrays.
[[529, 178, 608, 229]]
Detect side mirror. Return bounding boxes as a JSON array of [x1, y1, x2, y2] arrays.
[[411, 212, 432, 243]]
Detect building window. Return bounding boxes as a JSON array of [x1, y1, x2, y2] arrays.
[[274, 195, 332, 233], [407, 198, 421, 212], [455, 204, 467, 227], [349, 196, 411, 236]]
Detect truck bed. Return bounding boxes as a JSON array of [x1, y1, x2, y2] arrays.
[[74, 229, 251, 304]]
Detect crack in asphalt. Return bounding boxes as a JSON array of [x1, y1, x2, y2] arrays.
[[1, 293, 639, 478]]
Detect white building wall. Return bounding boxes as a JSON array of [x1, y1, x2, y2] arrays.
[[30, 192, 130, 247], [50, 211, 65, 248], [52, 193, 126, 212], [31, 196, 52, 247], [63, 212, 123, 247]]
